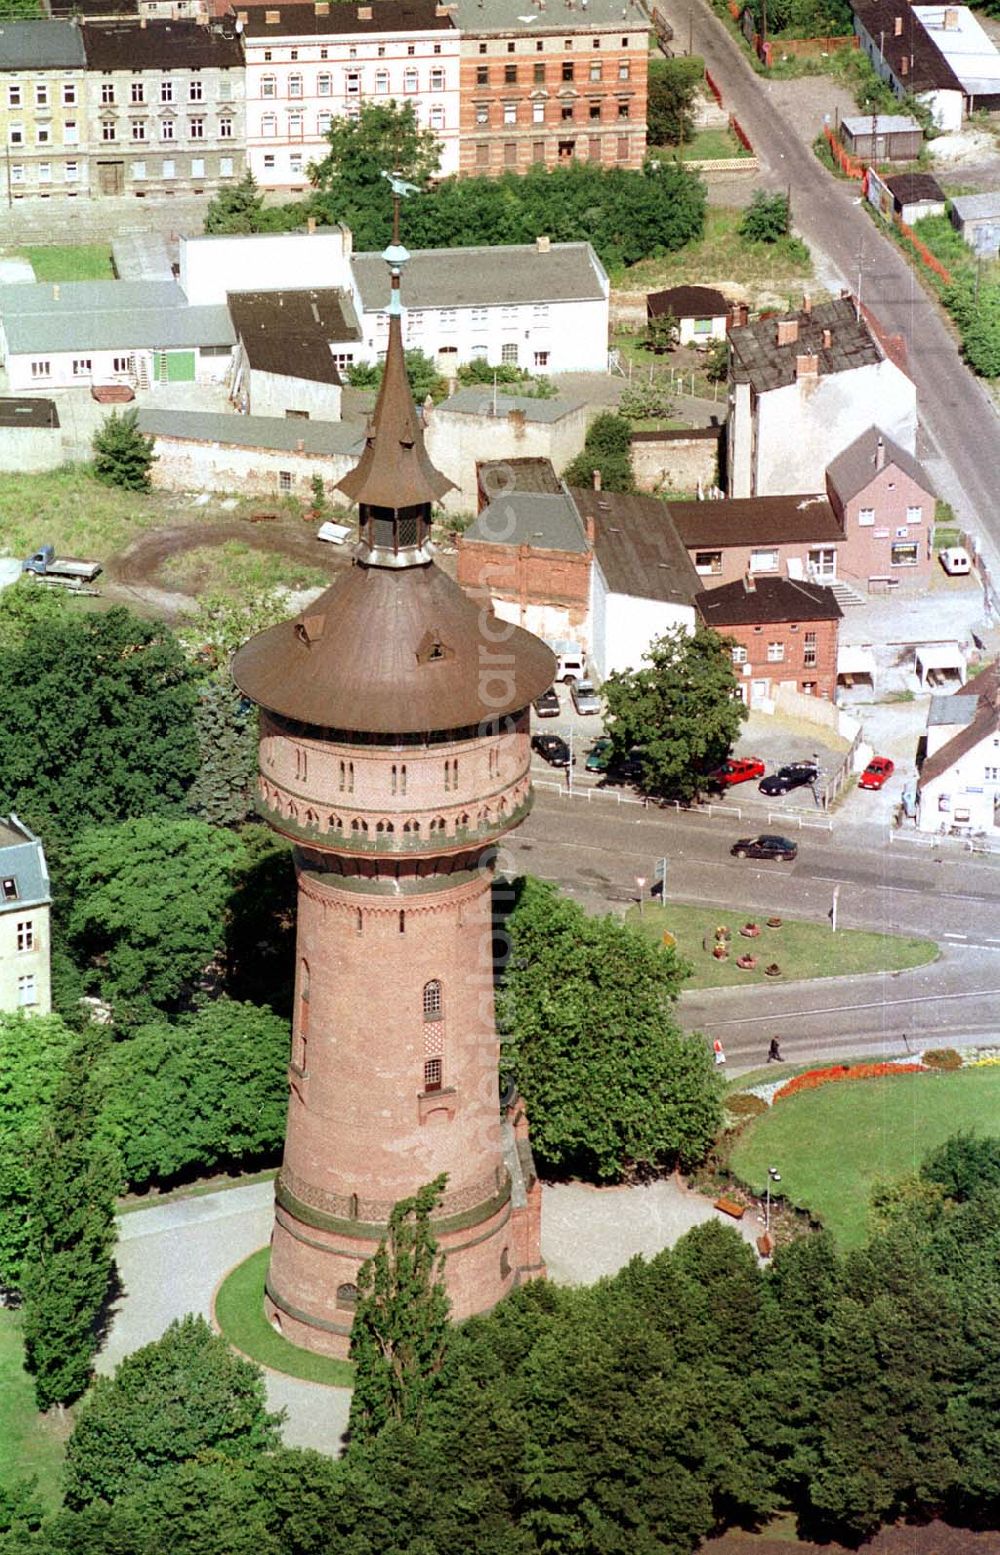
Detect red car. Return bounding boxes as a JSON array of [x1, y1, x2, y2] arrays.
[[859, 756, 895, 790], [707, 757, 766, 788]]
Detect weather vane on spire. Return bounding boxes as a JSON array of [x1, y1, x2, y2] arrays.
[[379, 169, 419, 314]]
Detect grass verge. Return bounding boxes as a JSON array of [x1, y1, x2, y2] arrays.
[[160, 541, 328, 595], [729, 1068, 1000, 1246], [215, 1248, 354, 1389], [13, 245, 114, 282], [621, 208, 813, 295], [626, 901, 935, 989], [0, 1311, 68, 1512]]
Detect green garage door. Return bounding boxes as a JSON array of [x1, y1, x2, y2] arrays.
[[157, 351, 196, 383]]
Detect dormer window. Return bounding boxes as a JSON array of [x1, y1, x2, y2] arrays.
[[1, 877, 17, 901]]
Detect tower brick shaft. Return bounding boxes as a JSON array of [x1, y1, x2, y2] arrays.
[[232, 232, 554, 1357]]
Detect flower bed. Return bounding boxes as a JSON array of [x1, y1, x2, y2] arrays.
[[774, 1061, 926, 1101]]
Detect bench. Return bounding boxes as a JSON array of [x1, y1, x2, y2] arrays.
[[714, 1197, 746, 1220]]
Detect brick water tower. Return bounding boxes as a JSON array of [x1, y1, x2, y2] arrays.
[[231, 235, 554, 1358]]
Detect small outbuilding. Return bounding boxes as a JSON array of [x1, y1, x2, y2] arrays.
[[866, 169, 946, 225], [839, 113, 923, 161], [950, 191, 1000, 257], [646, 285, 731, 346]]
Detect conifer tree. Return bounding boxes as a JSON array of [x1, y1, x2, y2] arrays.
[[91, 408, 157, 492]]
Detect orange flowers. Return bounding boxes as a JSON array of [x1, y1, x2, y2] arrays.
[[774, 1062, 926, 1101]]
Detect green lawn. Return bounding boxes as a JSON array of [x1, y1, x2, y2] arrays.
[[13, 245, 114, 282], [215, 1248, 354, 1389], [160, 541, 328, 596], [626, 902, 936, 989], [0, 1311, 68, 1513], [0, 468, 189, 563], [680, 126, 752, 161], [621, 208, 813, 294], [730, 1069, 1000, 1246]]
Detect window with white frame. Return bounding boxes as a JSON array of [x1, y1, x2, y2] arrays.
[[1, 877, 18, 900], [906, 505, 922, 524], [858, 506, 875, 526], [375, 69, 389, 93], [101, 81, 115, 104], [749, 548, 778, 572], [36, 125, 50, 145], [289, 151, 303, 173], [261, 74, 276, 97], [189, 79, 203, 101], [501, 305, 518, 324], [891, 542, 918, 567], [533, 350, 549, 367], [317, 72, 332, 95], [263, 153, 275, 170], [30, 360, 50, 378], [403, 67, 418, 92], [161, 118, 175, 139], [161, 79, 174, 102], [695, 551, 723, 575], [532, 303, 549, 320], [131, 120, 147, 140], [10, 164, 26, 184], [430, 67, 445, 89], [219, 116, 233, 138], [65, 160, 78, 181], [430, 103, 444, 129], [112, 355, 132, 371], [475, 102, 489, 124], [35, 82, 48, 107], [261, 112, 277, 136], [317, 110, 332, 134], [731, 644, 748, 664], [220, 155, 233, 176], [162, 154, 176, 178], [191, 156, 205, 177], [16, 920, 34, 952], [345, 102, 360, 120], [345, 71, 360, 95], [63, 120, 79, 145], [188, 116, 205, 138], [767, 641, 785, 663], [218, 73, 232, 100], [62, 82, 76, 105], [985, 765, 1000, 782], [288, 111, 304, 136], [618, 60, 630, 79], [279, 470, 293, 492], [7, 84, 21, 107], [131, 80, 144, 103], [503, 101, 517, 124], [408, 308, 424, 330], [37, 162, 51, 181], [8, 123, 24, 146], [803, 631, 817, 667], [470, 306, 487, 326], [17, 974, 36, 1008], [288, 73, 303, 96], [72, 356, 92, 375], [439, 308, 457, 330], [501, 342, 518, 364]]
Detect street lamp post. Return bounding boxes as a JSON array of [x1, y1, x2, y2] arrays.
[[764, 1166, 781, 1235], [635, 876, 646, 916]]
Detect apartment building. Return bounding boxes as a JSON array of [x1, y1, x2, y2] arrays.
[[0, 816, 51, 1018], [81, 18, 245, 196], [240, 0, 460, 191], [454, 0, 648, 176], [0, 21, 90, 201]]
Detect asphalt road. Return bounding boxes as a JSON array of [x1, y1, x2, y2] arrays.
[[665, 0, 1000, 557]]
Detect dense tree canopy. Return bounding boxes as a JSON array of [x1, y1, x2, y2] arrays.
[[497, 877, 721, 1179], [0, 601, 200, 839], [63, 817, 245, 1017], [0, 1011, 74, 1294], [307, 100, 442, 244], [603, 624, 748, 801], [646, 56, 702, 146], [563, 412, 636, 493]]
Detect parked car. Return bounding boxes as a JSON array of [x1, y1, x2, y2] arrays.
[[758, 762, 818, 796], [858, 755, 895, 790], [531, 734, 572, 768], [706, 757, 766, 788], [570, 678, 601, 715], [731, 834, 798, 862], [940, 546, 971, 576], [585, 737, 613, 772], [533, 687, 561, 718]]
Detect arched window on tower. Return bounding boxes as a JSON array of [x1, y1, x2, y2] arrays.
[[423, 979, 442, 1018]]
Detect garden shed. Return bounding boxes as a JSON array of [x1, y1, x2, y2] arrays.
[[950, 191, 1000, 257], [839, 114, 923, 161], [646, 285, 731, 346], [866, 169, 946, 225]]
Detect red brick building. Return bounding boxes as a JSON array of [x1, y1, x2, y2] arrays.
[[457, 0, 648, 176], [232, 243, 552, 1358], [695, 576, 842, 708]]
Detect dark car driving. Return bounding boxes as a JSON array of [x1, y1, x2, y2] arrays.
[[730, 834, 798, 862], [531, 733, 572, 768], [533, 687, 561, 718], [758, 763, 818, 796]]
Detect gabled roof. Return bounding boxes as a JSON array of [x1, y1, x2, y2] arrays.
[[729, 297, 882, 393], [464, 492, 588, 553], [434, 388, 584, 424], [913, 4, 1000, 96], [0, 280, 234, 354], [228, 289, 360, 384], [0, 19, 86, 69], [0, 815, 50, 913], [841, 113, 923, 135], [951, 191, 1000, 222], [138, 408, 365, 456], [881, 172, 946, 203], [647, 285, 730, 320], [352, 242, 606, 310], [695, 576, 842, 627], [569, 487, 699, 606], [670, 492, 841, 547], [919, 661, 1000, 789], [852, 0, 964, 94], [826, 427, 933, 506]]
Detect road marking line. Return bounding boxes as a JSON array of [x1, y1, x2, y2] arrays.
[[944, 932, 968, 940]]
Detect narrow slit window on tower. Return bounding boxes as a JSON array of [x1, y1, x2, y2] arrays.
[[399, 910, 405, 934], [400, 763, 407, 795]]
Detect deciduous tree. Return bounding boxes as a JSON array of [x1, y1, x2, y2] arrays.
[[739, 189, 791, 244], [308, 100, 441, 247]]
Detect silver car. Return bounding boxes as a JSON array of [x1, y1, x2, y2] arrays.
[[570, 678, 601, 715]]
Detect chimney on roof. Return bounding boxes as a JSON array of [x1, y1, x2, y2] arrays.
[[731, 300, 748, 328], [743, 572, 756, 593], [944, 6, 958, 25], [893, 13, 903, 34], [777, 317, 799, 347], [592, 468, 602, 491], [265, 7, 279, 20], [536, 234, 551, 253], [900, 52, 908, 73], [802, 293, 811, 314], [307, 215, 316, 234], [795, 352, 819, 379], [875, 434, 886, 470], [296, 438, 305, 452], [822, 327, 832, 348], [508, 407, 526, 435], [357, 2, 372, 15], [585, 514, 595, 544]]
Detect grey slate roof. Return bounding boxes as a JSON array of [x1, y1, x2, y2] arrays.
[[229, 288, 360, 383], [928, 693, 979, 727], [840, 114, 923, 136], [951, 191, 1000, 222], [569, 487, 700, 606], [434, 388, 584, 424], [454, 0, 647, 32], [0, 815, 51, 913], [729, 296, 881, 393], [826, 427, 933, 505], [0, 281, 234, 354], [137, 409, 366, 456], [464, 492, 588, 552], [352, 243, 606, 310], [0, 19, 86, 69]]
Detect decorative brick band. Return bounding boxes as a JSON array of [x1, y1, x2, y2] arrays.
[[296, 859, 493, 915], [276, 1168, 511, 1239], [256, 786, 532, 859], [273, 1196, 513, 1262], [265, 1278, 354, 1339]]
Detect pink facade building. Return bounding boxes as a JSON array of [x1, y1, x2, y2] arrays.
[[825, 427, 935, 587], [232, 232, 551, 1357]]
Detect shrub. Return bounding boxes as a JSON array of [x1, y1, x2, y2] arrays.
[[739, 190, 790, 244], [922, 1048, 963, 1070]]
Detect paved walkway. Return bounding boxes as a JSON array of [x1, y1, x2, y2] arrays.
[[102, 1174, 762, 1454]]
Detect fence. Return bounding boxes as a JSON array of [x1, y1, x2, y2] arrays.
[[758, 32, 856, 63], [823, 123, 865, 179], [704, 67, 724, 105], [729, 113, 754, 152], [895, 213, 953, 287]]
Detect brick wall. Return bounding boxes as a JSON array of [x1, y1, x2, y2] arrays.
[[457, 537, 592, 623], [631, 428, 721, 495], [721, 614, 839, 705]]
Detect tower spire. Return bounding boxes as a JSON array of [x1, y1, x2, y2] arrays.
[[336, 180, 453, 561]]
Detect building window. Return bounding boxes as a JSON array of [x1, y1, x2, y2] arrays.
[[695, 550, 723, 575], [278, 470, 292, 492], [261, 113, 277, 137], [891, 542, 919, 566], [29, 360, 50, 379], [263, 154, 275, 170], [858, 506, 875, 526], [131, 81, 145, 104], [618, 60, 631, 80], [1, 876, 17, 900], [190, 156, 205, 177], [317, 71, 332, 95], [423, 1057, 443, 1092], [588, 134, 601, 159], [17, 974, 36, 1008], [35, 83, 48, 107], [476, 64, 489, 85], [618, 101, 630, 118], [219, 116, 233, 138], [590, 61, 602, 80], [431, 67, 445, 89], [475, 102, 489, 124], [375, 69, 389, 93], [423, 979, 442, 1018], [7, 85, 21, 108], [984, 766, 1000, 782], [534, 61, 545, 83], [504, 141, 517, 166], [188, 116, 205, 139], [62, 83, 77, 106], [16, 920, 33, 952], [501, 342, 519, 364], [767, 641, 785, 663], [336, 1282, 357, 1309], [189, 79, 203, 101], [532, 99, 545, 123], [37, 162, 51, 181], [161, 118, 175, 140], [731, 644, 748, 664], [345, 71, 360, 96], [503, 101, 517, 125], [219, 74, 232, 100], [562, 61, 574, 81], [408, 308, 423, 330], [261, 74, 276, 97], [439, 308, 457, 330], [8, 123, 24, 146], [161, 80, 174, 103], [317, 110, 332, 134], [561, 104, 574, 121], [65, 160, 79, 181], [504, 62, 517, 83], [476, 141, 489, 167], [532, 139, 545, 161], [478, 40, 487, 53], [101, 81, 115, 104], [749, 548, 778, 573], [288, 112, 304, 137], [803, 631, 817, 667], [36, 126, 51, 146], [63, 120, 79, 145], [906, 505, 922, 524], [131, 120, 147, 141], [403, 68, 418, 93], [533, 350, 549, 367], [288, 73, 303, 96]]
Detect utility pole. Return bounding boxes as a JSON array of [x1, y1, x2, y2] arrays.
[[831, 884, 840, 933]]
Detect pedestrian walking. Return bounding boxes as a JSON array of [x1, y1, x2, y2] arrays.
[[902, 1032, 910, 1052], [767, 1037, 783, 1063], [713, 1039, 726, 1066]]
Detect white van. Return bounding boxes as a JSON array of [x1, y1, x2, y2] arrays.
[[548, 639, 586, 682], [940, 546, 971, 576]]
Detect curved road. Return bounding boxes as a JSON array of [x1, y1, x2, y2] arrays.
[[665, 0, 1000, 551]]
